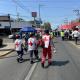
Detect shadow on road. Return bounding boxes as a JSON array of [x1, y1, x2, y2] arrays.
[[51, 60, 69, 66], [22, 59, 30, 62], [43, 60, 69, 69]]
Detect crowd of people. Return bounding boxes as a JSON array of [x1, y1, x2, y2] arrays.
[[14, 30, 55, 68], [14, 28, 80, 68], [60, 28, 80, 44]]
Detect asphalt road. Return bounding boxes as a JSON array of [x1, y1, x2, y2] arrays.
[[0, 37, 80, 80], [30, 38, 80, 80], [0, 50, 31, 80]]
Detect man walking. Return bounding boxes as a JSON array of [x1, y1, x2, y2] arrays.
[[72, 28, 80, 44], [41, 30, 53, 68], [14, 35, 24, 63]]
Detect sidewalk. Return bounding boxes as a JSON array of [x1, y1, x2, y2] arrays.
[[0, 43, 14, 57], [68, 41, 80, 49]]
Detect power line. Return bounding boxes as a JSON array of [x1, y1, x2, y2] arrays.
[[0, 12, 31, 18], [12, 0, 31, 13]]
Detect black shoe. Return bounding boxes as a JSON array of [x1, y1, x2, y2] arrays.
[[17, 58, 23, 63], [30, 61, 34, 64], [19, 58, 24, 63], [41, 63, 44, 68]]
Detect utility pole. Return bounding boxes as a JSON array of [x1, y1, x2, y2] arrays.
[[34, 17, 36, 28], [8, 14, 12, 34], [16, 5, 19, 20], [16, 5, 20, 28], [39, 4, 41, 22], [38, 4, 43, 28]]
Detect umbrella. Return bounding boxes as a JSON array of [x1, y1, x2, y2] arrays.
[[20, 27, 37, 32]]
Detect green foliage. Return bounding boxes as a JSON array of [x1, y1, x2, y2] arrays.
[[43, 22, 52, 30]]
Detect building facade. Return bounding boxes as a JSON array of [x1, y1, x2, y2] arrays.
[[0, 16, 32, 35]]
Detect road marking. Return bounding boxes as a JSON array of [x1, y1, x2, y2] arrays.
[[24, 63, 37, 80]]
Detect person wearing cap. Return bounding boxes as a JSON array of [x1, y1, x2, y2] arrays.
[[40, 30, 53, 68], [14, 35, 24, 63]]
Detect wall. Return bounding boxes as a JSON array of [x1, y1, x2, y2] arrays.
[[0, 21, 32, 29]]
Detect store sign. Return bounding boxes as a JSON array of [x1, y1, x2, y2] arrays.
[[32, 12, 37, 17]]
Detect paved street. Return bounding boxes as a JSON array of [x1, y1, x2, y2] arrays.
[[0, 0, 80, 80], [30, 38, 80, 80], [0, 50, 35, 80], [0, 37, 80, 80]]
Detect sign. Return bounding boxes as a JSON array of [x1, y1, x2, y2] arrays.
[[32, 12, 37, 17]]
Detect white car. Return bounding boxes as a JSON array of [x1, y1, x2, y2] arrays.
[[8, 34, 14, 39]]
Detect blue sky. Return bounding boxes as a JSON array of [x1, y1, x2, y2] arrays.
[[0, 0, 80, 29]]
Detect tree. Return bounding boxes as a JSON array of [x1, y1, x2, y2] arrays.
[[43, 22, 52, 30]]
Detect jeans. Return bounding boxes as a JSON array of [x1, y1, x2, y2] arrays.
[[29, 50, 39, 61], [17, 49, 24, 59]]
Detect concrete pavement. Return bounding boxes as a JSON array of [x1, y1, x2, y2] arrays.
[[0, 43, 14, 57]]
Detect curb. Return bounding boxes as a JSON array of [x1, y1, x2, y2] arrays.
[[0, 50, 14, 58], [0, 49, 14, 51]]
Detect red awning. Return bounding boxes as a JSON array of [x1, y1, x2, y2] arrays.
[[59, 24, 72, 30], [59, 22, 80, 30]]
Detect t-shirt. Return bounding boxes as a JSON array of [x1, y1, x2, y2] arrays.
[[72, 30, 80, 37], [15, 39, 22, 51]]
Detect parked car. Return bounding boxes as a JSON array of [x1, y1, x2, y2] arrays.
[[0, 38, 3, 46], [8, 32, 20, 39], [8, 34, 14, 39]]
